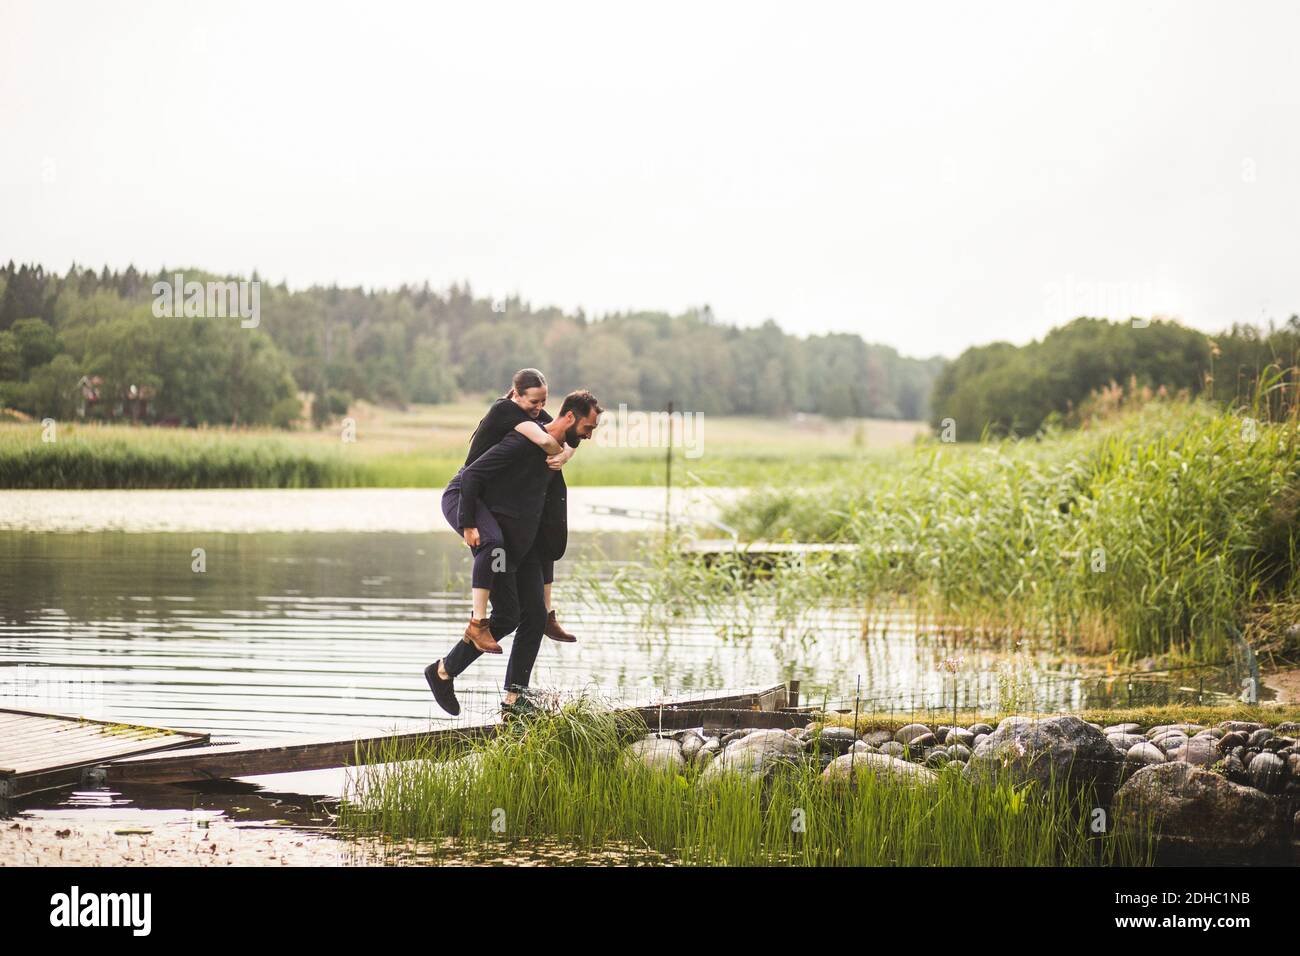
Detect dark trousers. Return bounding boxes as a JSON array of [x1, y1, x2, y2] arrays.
[[441, 479, 555, 588], [441, 544, 547, 693]]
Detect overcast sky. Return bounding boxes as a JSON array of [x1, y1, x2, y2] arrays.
[[4, 0, 1299, 358]]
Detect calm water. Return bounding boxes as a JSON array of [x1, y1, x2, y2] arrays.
[[0, 528, 1243, 745]]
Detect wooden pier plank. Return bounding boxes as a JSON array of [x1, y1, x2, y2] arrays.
[[105, 683, 794, 786], [0, 708, 209, 798]]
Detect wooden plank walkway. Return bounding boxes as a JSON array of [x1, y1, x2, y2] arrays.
[[0, 708, 209, 798], [104, 682, 800, 787], [683, 539, 858, 557]]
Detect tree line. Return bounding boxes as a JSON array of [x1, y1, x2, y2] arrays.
[[0, 262, 946, 426], [929, 316, 1300, 440]]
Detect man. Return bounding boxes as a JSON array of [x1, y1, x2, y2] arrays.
[[425, 389, 602, 718]]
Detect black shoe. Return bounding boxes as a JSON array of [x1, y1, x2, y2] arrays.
[[425, 660, 460, 716], [500, 693, 542, 721]]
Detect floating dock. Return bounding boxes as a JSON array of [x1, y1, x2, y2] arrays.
[[0, 708, 209, 798], [1, 682, 806, 796]]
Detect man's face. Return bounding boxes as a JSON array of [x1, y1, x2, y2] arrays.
[[516, 386, 547, 418], [566, 408, 600, 445]]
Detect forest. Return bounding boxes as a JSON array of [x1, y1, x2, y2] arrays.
[[0, 262, 945, 427]]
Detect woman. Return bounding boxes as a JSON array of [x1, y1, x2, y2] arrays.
[[440, 368, 579, 654]]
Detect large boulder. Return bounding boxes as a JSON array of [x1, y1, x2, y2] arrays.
[[1168, 735, 1219, 767], [621, 737, 686, 773], [699, 729, 806, 783], [895, 723, 934, 745], [811, 725, 861, 756], [965, 715, 1121, 802], [1114, 762, 1290, 863], [822, 752, 938, 787]]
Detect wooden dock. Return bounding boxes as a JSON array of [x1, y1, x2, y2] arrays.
[[682, 539, 858, 570], [0, 684, 804, 797], [0, 708, 209, 798]]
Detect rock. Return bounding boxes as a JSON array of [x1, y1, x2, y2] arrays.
[[700, 736, 722, 755], [969, 723, 994, 736], [1217, 731, 1248, 752], [720, 729, 753, 747], [1107, 733, 1146, 752], [1288, 753, 1300, 779], [947, 744, 972, 762], [1221, 753, 1247, 783], [822, 752, 939, 787], [726, 729, 805, 757], [1248, 729, 1274, 749], [997, 716, 1034, 733], [678, 731, 705, 762], [894, 723, 934, 745], [924, 748, 951, 768], [622, 737, 685, 773], [1265, 736, 1296, 753], [1147, 724, 1203, 739], [944, 728, 975, 747], [1218, 720, 1264, 734], [972, 733, 988, 749], [1272, 721, 1300, 735], [1103, 723, 1142, 735], [1125, 742, 1166, 769], [1168, 736, 1218, 767], [699, 729, 806, 783], [693, 749, 715, 772], [812, 725, 860, 755], [1249, 752, 1286, 794], [879, 741, 906, 758], [862, 730, 894, 748], [966, 715, 1122, 801], [901, 733, 937, 752], [1114, 762, 1290, 863], [850, 740, 876, 754], [1148, 730, 1189, 753]]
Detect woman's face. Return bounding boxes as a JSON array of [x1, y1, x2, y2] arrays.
[[512, 385, 548, 418]]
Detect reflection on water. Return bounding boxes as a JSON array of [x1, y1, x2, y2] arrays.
[[0, 531, 1244, 744]]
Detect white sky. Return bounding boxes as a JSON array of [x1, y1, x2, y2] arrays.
[[3, 0, 1299, 358]]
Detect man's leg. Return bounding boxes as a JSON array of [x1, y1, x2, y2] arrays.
[[541, 558, 578, 643], [503, 548, 547, 702]]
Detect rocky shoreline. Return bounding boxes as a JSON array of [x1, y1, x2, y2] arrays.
[[624, 715, 1300, 863]]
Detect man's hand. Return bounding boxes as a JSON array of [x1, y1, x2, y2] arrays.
[[546, 445, 576, 470], [463, 527, 480, 547]]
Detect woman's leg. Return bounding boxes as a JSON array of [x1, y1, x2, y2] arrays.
[[440, 480, 502, 652], [469, 501, 507, 619]]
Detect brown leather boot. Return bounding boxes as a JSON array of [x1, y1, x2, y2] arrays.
[[544, 609, 577, 643], [463, 617, 503, 654]]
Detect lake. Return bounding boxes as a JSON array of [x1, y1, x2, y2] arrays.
[[0, 489, 1249, 821]]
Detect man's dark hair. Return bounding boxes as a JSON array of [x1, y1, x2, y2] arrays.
[[560, 389, 602, 420]]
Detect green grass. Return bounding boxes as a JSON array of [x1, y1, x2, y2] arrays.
[[592, 399, 1300, 661], [337, 699, 1153, 867], [0, 402, 925, 488]]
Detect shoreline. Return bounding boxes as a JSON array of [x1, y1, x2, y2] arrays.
[[0, 486, 741, 534]]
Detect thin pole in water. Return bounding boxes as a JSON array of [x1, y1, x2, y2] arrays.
[[664, 400, 673, 536]]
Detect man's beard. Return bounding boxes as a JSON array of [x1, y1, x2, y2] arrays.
[[564, 425, 581, 447]]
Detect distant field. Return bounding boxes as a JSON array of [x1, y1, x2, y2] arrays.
[[0, 400, 930, 489]]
